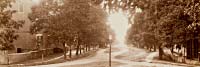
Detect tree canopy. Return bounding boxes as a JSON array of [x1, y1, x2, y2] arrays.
[[102, 0, 200, 59], [101, 0, 200, 47], [28, 0, 110, 58], [0, 0, 24, 50]]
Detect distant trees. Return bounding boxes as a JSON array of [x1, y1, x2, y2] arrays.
[[129, 0, 200, 59], [28, 0, 109, 59], [103, 0, 200, 59], [0, 0, 24, 50]]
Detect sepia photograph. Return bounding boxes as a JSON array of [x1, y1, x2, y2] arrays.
[[0, 0, 200, 67]]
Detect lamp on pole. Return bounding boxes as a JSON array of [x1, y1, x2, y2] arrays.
[[109, 35, 112, 67], [36, 34, 44, 63]]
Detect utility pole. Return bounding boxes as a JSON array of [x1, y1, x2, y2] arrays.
[[109, 43, 111, 67], [36, 34, 44, 64], [109, 35, 112, 67]]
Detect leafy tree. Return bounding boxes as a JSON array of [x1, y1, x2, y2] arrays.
[[0, 0, 24, 50], [102, 0, 200, 59], [29, 0, 109, 59]]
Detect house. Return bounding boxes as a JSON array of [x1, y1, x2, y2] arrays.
[[11, 0, 49, 52]]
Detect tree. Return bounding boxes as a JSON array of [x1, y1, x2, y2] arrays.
[[102, 0, 200, 60], [29, 0, 109, 59], [0, 0, 24, 50], [129, 0, 190, 59]]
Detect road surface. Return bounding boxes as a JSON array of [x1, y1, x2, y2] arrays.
[[30, 42, 198, 67]]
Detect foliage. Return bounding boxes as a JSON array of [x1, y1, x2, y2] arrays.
[[28, 0, 109, 57], [103, 0, 200, 59], [0, 0, 24, 50], [102, 0, 198, 48]]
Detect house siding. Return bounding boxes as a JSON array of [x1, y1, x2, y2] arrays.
[[12, 0, 36, 50]]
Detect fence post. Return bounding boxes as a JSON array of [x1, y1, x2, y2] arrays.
[[198, 52, 200, 62]]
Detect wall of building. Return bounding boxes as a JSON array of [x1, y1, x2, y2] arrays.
[[0, 51, 9, 64], [0, 49, 54, 64], [10, 0, 60, 51], [11, 0, 37, 50]]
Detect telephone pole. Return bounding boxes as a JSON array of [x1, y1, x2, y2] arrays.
[[109, 35, 112, 67]]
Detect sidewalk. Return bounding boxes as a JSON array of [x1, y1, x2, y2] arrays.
[[151, 59, 200, 67], [15, 50, 78, 66], [0, 51, 65, 67], [8, 53, 63, 67], [184, 58, 200, 65], [16, 53, 63, 65], [0, 53, 63, 67], [0, 49, 98, 67], [148, 51, 200, 67]]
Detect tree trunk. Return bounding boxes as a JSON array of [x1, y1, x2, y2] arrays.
[[79, 45, 82, 54], [187, 40, 192, 59], [154, 44, 156, 51], [159, 45, 163, 60], [83, 44, 86, 53], [85, 44, 87, 53], [69, 45, 72, 58], [171, 46, 174, 55], [171, 36, 174, 55], [63, 42, 67, 59], [76, 45, 80, 56], [87, 45, 89, 51], [85, 45, 88, 52], [88, 45, 91, 51], [194, 31, 198, 58]]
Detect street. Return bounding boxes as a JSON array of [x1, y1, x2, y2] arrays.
[[29, 42, 197, 67], [1, 0, 200, 67]]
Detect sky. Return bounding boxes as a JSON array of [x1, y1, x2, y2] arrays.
[[108, 10, 130, 44], [31, 0, 139, 44]]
